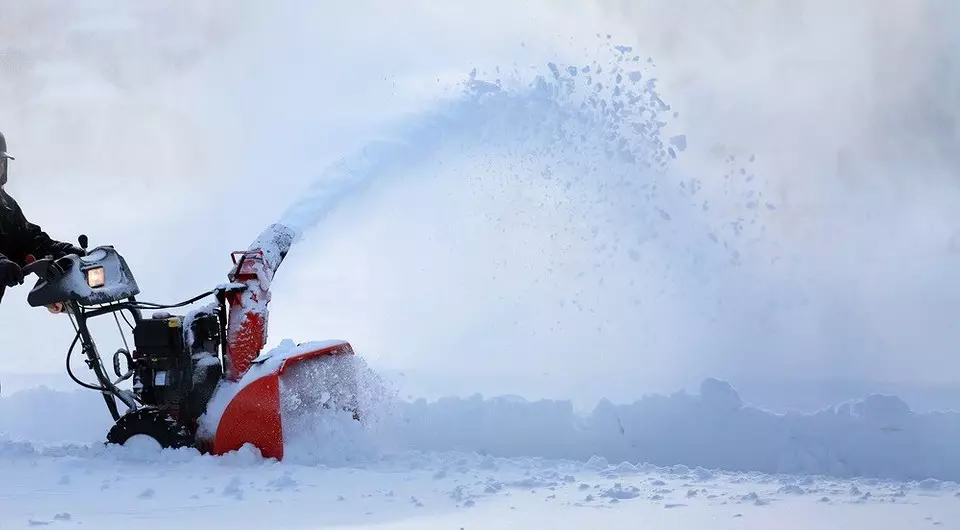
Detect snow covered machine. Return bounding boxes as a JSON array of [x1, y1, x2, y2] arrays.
[[18, 223, 360, 459]]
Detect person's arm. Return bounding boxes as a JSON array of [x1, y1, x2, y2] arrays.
[[7, 196, 80, 260]]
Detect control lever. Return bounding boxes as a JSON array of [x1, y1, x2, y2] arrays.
[[22, 255, 61, 280]]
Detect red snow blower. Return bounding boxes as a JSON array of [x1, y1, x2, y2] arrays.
[[20, 223, 360, 460]]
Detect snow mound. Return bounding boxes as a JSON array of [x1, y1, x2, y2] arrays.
[[4, 377, 960, 482], [392, 380, 960, 482]]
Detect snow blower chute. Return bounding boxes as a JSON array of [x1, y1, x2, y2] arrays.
[[20, 223, 360, 459]]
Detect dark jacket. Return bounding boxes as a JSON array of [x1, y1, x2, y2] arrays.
[[0, 188, 77, 301]]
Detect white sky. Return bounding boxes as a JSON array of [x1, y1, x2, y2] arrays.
[[1, 0, 958, 406]]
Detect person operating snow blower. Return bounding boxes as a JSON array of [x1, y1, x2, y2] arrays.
[[0, 131, 85, 302]]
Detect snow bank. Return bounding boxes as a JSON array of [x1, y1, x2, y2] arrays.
[[0, 385, 110, 445], [4, 377, 960, 482], [392, 378, 960, 482]]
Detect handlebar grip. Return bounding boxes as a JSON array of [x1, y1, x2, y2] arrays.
[[22, 257, 56, 278]]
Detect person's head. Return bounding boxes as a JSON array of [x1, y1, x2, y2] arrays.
[[0, 132, 13, 188]]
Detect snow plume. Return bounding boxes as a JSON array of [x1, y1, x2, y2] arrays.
[[267, 0, 960, 402], [268, 39, 768, 398], [278, 41, 684, 240], [579, 0, 960, 391]]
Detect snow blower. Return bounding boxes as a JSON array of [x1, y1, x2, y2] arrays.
[[19, 222, 360, 460]]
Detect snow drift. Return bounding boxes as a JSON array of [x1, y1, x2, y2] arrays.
[[394, 378, 960, 483], [4, 378, 960, 484]]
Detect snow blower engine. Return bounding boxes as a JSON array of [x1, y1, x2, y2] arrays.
[[19, 223, 360, 459]]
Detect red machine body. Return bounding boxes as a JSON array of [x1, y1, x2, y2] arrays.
[[202, 223, 356, 460]]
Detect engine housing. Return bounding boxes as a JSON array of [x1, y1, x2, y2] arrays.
[[131, 308, 223, 425]]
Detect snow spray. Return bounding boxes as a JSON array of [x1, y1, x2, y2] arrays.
[[264, 37, 774, 460]]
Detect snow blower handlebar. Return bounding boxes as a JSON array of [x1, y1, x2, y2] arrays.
[[21, 256, 61, 280], [22, 234, 87, 280]]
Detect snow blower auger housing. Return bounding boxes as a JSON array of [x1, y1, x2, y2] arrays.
[[21, 224, 360, 460]]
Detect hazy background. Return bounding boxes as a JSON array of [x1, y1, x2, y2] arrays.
[[0, 0, 958, 412]]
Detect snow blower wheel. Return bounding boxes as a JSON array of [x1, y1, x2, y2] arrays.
[[106, 407, 195, 450]]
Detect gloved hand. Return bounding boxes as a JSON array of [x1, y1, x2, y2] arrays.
[[0, 259, 23, 287], [54, 245, 85, 258], [64, 245, 86, 257]]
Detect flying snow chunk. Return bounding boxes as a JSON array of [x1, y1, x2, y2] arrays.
[[669, 135, 687, 151]]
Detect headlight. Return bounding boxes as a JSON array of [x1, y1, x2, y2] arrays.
[[85, 267, 105, 288]]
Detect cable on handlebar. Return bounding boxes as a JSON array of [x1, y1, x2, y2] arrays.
[[65, 331, 110, 392], [124, 286, 243, 311]]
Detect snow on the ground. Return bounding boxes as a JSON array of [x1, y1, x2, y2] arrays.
[[2, 374, 960, 528], [1, 442, 959, 530], [4, 376, 960, 484]]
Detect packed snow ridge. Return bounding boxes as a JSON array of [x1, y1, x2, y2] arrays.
[[3, 377, 960, 484]]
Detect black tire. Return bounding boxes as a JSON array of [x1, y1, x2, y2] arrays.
[[106, 407, 196, 450]]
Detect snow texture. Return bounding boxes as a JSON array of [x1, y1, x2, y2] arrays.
[[6, 376, 960, 484], [0, 440, 955, 530]]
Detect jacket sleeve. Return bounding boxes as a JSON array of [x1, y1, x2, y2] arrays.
[[22, 219, 74, 258], [8, 197, 74, 260]]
